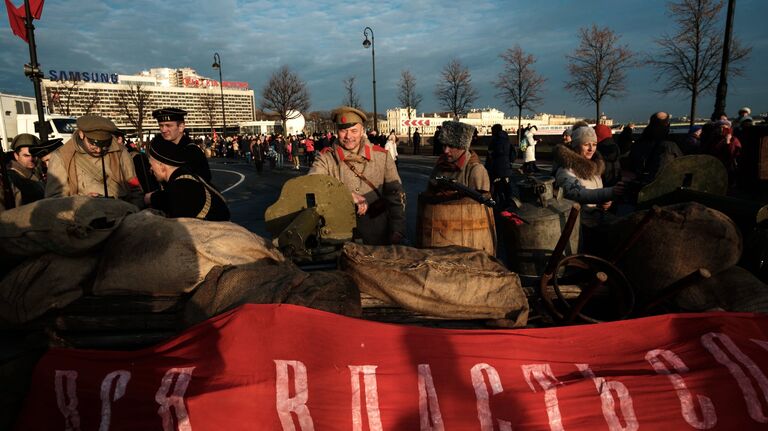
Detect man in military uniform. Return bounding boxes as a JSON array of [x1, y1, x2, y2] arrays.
[[6, 133, 45, 205], [45, 115, 143, 207], [430, 120, 491, 193], [308, 106, 406, 245], [144, 137, 230, 221], [152, 108, 211, 182]]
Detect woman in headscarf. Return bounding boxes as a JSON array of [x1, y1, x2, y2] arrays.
[[554, 126, 625, 211]]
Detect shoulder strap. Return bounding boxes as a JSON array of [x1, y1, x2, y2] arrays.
[[176, 174, 226, 219], [343, 160, 382, 199]]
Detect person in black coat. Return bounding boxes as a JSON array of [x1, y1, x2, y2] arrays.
[[485, 124, 520, 209], [628, 112, 682, 183], [152, 108, 212, 182], [144, 137, 230, 221]]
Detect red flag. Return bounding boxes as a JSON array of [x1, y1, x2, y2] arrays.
[[4, 0, 44, 43]]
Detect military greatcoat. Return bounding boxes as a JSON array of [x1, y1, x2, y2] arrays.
[[308, 136, 405, 245]]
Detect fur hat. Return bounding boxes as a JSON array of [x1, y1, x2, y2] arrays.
[[570, 126, 597, 150], [440, 121, 475, 149], [593, 124, 613, 143]]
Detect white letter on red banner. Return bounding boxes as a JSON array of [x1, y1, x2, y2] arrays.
[[418, 364, 444, 431], [522, 364, 564, 431], [155, 367, 195, 431], [349, 365, 383, 431], [99, 370, 131, 431], [645, 349, 716, 429], [274, 360, 315, 431], [55, 370, 81, 431], [577, 364, 639, 431], [471, 363, 512, 431], [702, 332, 768, 423]]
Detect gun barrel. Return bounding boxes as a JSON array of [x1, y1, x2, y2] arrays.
[[433, 176, 496, 208]]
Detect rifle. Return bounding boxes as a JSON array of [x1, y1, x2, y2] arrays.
[[432, 176, 496, 208]]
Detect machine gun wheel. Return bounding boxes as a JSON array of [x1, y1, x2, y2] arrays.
[[540, 254, 634, 324]]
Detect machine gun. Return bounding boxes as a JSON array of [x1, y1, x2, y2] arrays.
[[431, 176, 496, 208], [264, 174, 358, 264]]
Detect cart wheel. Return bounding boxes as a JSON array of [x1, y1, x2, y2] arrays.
[[540, 254, 634, 323]]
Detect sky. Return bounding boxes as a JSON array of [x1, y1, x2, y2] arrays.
[[1, 0, 767, 123]]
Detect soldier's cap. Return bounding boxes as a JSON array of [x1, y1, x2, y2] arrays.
[[149, 136, 186, 167], [332, 106, 367, 130], [10, 133, 41, 151], [440, 121, 475, 149], [77, 115, 117, 146], [29, 138, 63, 158], [152, 107, 187, 122]]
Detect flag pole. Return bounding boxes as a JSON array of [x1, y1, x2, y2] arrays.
[[23, 0, 48, 144]]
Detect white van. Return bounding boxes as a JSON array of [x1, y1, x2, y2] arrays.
[[0, 92, 76, 151]]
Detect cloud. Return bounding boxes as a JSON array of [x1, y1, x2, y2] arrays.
[[1, 0, 766, 122]]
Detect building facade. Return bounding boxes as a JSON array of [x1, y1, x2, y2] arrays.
[[41, 67, 255, 136], [386, 107, 611, 136]]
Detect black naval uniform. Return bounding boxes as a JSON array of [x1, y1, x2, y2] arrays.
[[149, 166, 230, 221], [178, 134, 212, 183]]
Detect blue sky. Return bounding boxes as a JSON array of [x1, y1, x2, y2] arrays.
[[1, 0, 766, 123]]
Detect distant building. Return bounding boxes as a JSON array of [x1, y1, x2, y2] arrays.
[[386, 107, 605, 136], [40, 67, 255, 136]]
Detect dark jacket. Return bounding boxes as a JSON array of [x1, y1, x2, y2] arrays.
[[485, 130, 515, 179], [178, 135, 212, 182], [150, 167, 230, 221], [597, 137, 621, 187], [7, 160, 45, 205]]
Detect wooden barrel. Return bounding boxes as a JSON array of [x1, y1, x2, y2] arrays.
[[417, 194, 496, 255]]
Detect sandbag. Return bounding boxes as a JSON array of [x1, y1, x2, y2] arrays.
[[92, 210, 287, 295], [602, 203, 742, 298], [0, 196, 138, 257], [340, 243, 528, 325], [676, 266, 768, 313], [0, 253, 99, 324], [183, 263, 361, 326]]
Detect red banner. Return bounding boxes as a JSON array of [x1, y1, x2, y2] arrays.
[[4, 0, 43, 42], [15, 304, 768, 430]]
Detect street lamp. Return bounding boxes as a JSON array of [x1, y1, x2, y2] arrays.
[[212, 52, 227, 140], [362, 27, 378, 134]]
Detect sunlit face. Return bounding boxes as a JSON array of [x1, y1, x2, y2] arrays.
[[14, 147, 36, 169], [158, 121, 185, 143], [562, 133, 572, 145], [338, 123, 364, 152], [443, 145, 465, 162], [579, 141, 597, 159]]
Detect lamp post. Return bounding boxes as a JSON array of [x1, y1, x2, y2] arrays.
[[212, 52, 227, 140], [362, 27, 378, 134]]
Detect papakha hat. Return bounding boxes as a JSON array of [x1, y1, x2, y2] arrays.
[[149, 136, 186, 167], [332, 106, 367, 130], [77, 115, 117, 145], [152, 107, 187, 122], [440, 121, 475, 149]]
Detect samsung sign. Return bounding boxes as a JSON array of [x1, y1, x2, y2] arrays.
[[48, 70, 119, 84]]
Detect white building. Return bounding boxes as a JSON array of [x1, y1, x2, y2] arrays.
[[40, 67, 255, 135], [385, 107, 603, 136]]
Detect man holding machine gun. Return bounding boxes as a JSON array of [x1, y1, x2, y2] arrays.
[[45, 115, 144, 207], [428, 120, 491, 199]]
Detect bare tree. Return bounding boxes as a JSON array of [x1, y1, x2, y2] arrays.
[[116, 82, 153, 143], [397, 69, 423, 146], [647, 0, 751, 125], [308, 111, 334, 134], [342, 76, 361, 109], [494, 45, 547, 134], [261, 65, 311, 135], [565, 25, 635, 123], [49, 80, 81, 115], [434, 59, 478, 119], [199, 90, 220, 134]]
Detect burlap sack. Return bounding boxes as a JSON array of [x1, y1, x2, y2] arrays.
[[340, 243, 528, 325], [183, 263, 361, 326], [604, 203, 742, 298], [0, 253, 99, 324], [0, 196, 138, 257], [92, 210, 287, 295], [676, 266, 768, 313]]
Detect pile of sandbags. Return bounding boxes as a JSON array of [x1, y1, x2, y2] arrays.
[[340, 243, 528, 326]]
